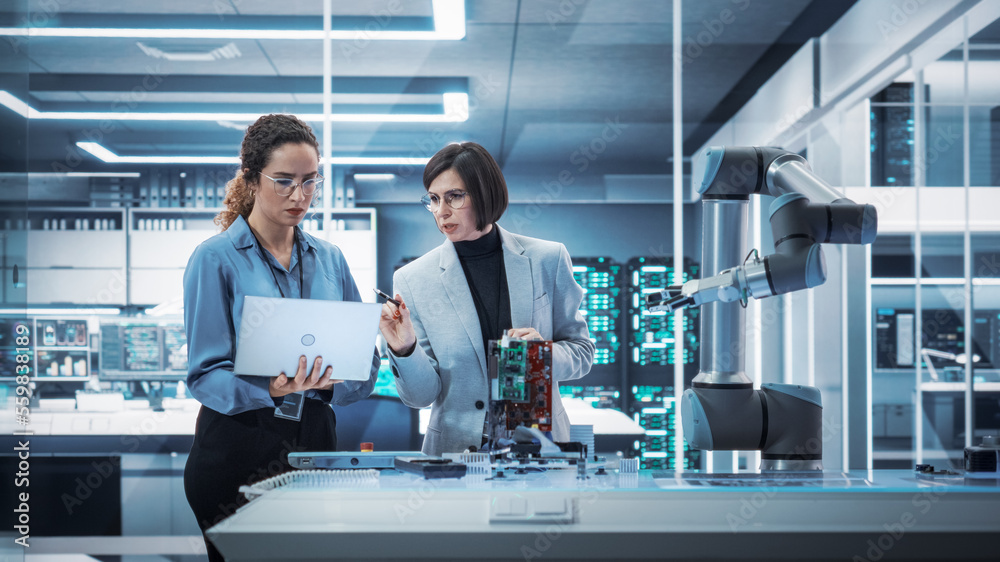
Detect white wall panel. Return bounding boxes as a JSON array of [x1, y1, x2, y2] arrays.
[[845, 186, 1000, 232], [130, 230, 215, 269], [733, 39, 817, 146], [819, 0, 964, 106], [326, 230, 377, 272], [23, 268, 127, 305], [129, 269, 184, 306], [28, 231, 126, 268]]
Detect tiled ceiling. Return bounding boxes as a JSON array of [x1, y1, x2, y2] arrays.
[[0, 0, 857, 177]]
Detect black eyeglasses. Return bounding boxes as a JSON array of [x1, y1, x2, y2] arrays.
[[420, 190, 468, 212], [261, 173, 325, 197]]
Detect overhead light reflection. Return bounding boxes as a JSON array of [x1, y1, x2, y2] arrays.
[[76, 142, 429, 166], [0, 91, 468, 123], [0, 0, 465, 41]]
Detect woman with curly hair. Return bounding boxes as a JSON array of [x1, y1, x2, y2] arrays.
[[182, 114, 377, 561]]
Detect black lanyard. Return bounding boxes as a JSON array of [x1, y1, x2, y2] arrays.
[[249, 226, 305, 299]]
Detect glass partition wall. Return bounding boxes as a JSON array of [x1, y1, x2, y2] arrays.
[[868, 17, 1000, 468], [1, 2, 712, 549]]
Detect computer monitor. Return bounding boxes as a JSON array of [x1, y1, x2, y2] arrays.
[[98, 318, 188, 381], [875, 308, 998, 371], [26, 317, 91, 381], [370, 357, 400, 399], [0, 318, 31, 381]]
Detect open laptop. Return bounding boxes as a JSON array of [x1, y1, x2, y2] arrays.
[[233, 296, 381, 381]]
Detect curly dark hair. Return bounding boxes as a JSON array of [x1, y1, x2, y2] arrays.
[[215, 114, 320, 230]]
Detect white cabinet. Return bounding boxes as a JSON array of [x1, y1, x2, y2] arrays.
[[324, 209, 377, 303], [130, 230, 216, 269], [129, 269, 187, 306], [128, 209, 220, 306], [1, 206, 378, 307], [28, 230, 126, 268], [2, 229, 27, 269], [22, 267, 128, 305], [2, 209, 127, 305], [1, 230, 27, 305]]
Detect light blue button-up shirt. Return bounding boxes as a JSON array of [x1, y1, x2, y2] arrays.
[[183, 215, 378, 415]]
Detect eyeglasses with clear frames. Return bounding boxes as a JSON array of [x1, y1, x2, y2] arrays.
[[261, 173, 325, 197], [420, 190, 468, 212]]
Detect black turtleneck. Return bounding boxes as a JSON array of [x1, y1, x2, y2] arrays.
[[453, 226, 511, 355]]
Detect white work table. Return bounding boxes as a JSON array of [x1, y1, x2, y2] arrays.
[[208, 468, 1000, 561]]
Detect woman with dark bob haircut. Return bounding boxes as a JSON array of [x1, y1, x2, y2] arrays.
[[379, 141, 594, 455], [182, 114, 378, 561]]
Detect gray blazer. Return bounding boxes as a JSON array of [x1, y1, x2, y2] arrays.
[[389, 226, 595, 455]]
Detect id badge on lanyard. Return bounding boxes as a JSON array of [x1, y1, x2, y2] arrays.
[[275, 391, 305, 421], [251, 226, 308, 422]]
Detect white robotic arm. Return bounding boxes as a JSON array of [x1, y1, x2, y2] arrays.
[[653, 146, 879, 471], [649, 149, 877, 314]]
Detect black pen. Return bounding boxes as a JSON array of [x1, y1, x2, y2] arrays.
[[373, 288, 401, 307]]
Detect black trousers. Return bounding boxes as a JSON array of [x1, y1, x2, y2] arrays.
[[184, 399, 337, 562]]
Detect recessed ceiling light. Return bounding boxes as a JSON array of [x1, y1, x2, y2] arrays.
[[76, 142, 430, 166], [0, 0, 465, 40], [137, 41, 242, 62], [0, 91, 469, 123]]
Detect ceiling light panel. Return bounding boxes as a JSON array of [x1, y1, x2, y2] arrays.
[[76, 141, 430, 166], [68, 92, 300, 104], [0, 91, 469, 123], [0, 0, 464, 40]]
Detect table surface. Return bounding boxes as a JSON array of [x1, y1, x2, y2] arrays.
[[207, 468, 1000, 561]]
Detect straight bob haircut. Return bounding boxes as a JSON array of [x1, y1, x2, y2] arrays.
[[423, 142, 508, 231]]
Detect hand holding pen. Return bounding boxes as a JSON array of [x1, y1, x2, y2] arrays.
[[374, 288, 417, 356]]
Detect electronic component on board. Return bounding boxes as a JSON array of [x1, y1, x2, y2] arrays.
[[487, 337, 553, 449], [965, 436, 1000, 476]]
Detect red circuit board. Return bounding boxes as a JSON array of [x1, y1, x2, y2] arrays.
[[490, 339, 553, 433]]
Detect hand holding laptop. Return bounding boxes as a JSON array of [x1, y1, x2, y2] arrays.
[[233, 296, 382, 382], [269, 354, 344, 398]]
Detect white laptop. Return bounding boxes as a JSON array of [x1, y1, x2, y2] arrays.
[[233, 296, 381, 381]]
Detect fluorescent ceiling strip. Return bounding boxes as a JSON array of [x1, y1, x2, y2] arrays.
[[0, 0, 464, 40], [76, 142, 429, 166], [0, 91, 468, 123], [353, 173, 397, 180], [65, 172, 142, 177]]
